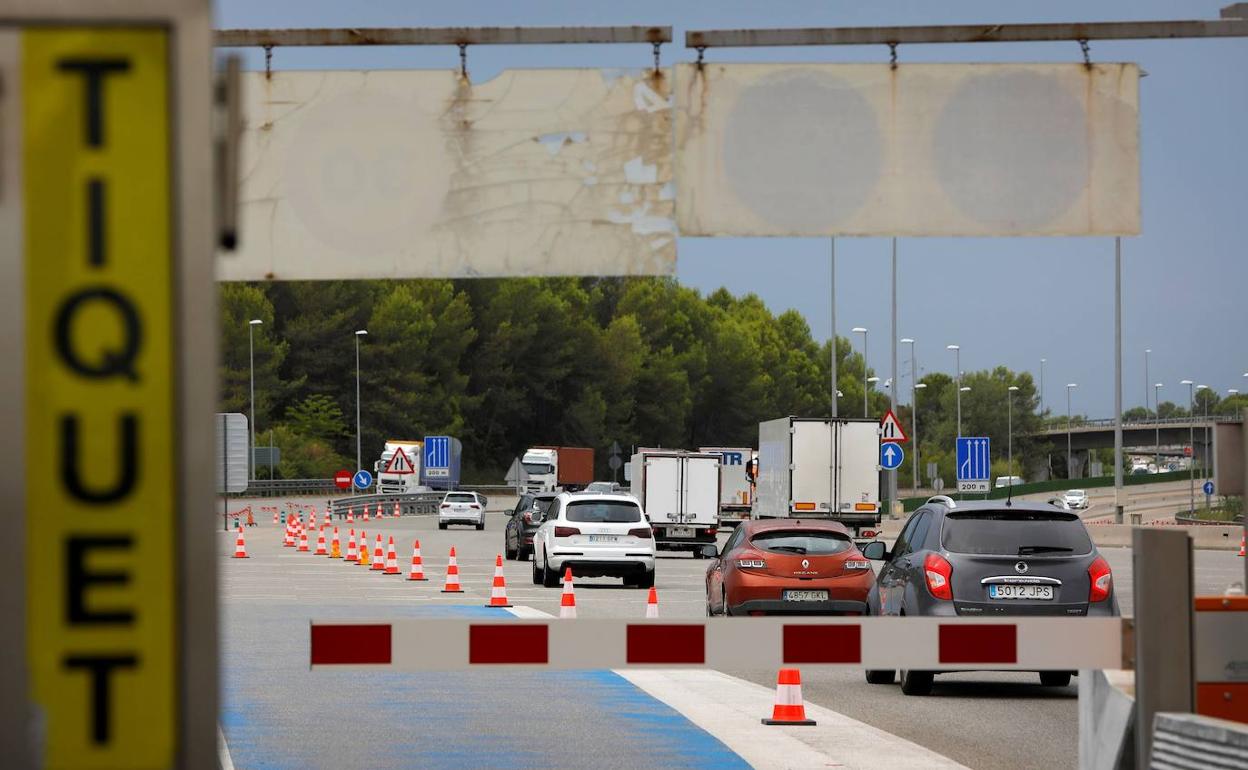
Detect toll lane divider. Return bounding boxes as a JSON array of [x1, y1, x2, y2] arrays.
[[308, 617, 1125, 671]]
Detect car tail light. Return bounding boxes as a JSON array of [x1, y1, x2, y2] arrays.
[[553, 526, 580, 538], [469, 504, 480, 510], [1088, 556, 1112, 602], [523, 512, 533, 524], [924, 553, 953, 600], [736, 558, 767, 570], [706, 528, 718, 536], [627, 527, 652, 538], [844, 559, 871, 572], [440, 504, 450, 510]]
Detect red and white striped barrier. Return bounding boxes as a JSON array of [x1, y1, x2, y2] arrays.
[[308, 617, 1125, 671]]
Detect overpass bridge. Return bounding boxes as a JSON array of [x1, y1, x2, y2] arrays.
[[1034, 415, 1239, 466]]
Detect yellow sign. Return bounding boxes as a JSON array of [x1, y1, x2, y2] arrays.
[[24, 27, 175, 767]]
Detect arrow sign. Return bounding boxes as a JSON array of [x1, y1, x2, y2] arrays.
[[353, 469, 374, 490], [880, 442, 904, 471], [879, 409, 908, 443], [956, 436, 991, 492], [1203, 480, 1214, 496]]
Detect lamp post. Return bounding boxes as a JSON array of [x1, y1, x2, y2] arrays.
[[853, 327, 868, 418], [247, 318, 263, 481], [948, 344, 962, 436], [1197, 385, 1209, 482], [355, 329, 368, 474], [902, 337, 917, 490], [1039, 357, 1046, 417], [914, 383, 927, 492], [1181, 379, 1194, 515], [1153, 383, 1163, 471], [1066, 383, 1078, 479], [1144, 349, 1151, 415], [1007, 385, 1020, 477]]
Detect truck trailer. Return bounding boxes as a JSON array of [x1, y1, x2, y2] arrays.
[[628, 449, 721, 553], [521, 446, 594, 493], [698, 446, 755, 527], [753, 417, 881, 534]]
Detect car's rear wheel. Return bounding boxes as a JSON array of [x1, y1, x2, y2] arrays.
[[438, 523, 447, 530], [899, 669, 933, 696], [865, 669, 896, 685], [531, 555, 542, 585], [1039, 672, 1072, 687], [542, 556, 559, 588], [636, 570, 655, 589], [476, 521, 485, 531]]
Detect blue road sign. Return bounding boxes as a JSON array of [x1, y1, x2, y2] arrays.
[[956, 437, 991, 491], [1203, 480, 1214, 496], [424, 435, 450, 478], [880, 442, 904, 470], [353, 469, 373, 490]]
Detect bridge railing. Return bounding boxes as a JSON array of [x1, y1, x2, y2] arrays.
[[1041, 414, 1240, 431]]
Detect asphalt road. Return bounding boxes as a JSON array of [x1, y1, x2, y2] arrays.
[[219, 503, 1243, 769]]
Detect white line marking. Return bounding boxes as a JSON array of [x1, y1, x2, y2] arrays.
[[218, 724, 236, 770]]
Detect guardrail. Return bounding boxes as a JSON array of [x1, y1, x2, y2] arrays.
[[330, 492, 446, 517], [240, 480, 523, 498]]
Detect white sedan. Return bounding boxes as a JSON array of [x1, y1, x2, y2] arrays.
[[1062, 489, 1090, 510], [531, 492, 656, 589]]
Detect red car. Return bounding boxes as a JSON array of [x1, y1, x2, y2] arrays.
[[704, 519, 876, 616]]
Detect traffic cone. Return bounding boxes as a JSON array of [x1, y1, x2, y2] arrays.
[[560, 567, 577, 619], [371, 534, 385, 571], [363, 506, 370, 523], [330, 527, 342, 559], [347, 508, 355, 524], [272, 509, 278, 526], [407, 539, 427, 581], [283, 519, 294, 547], [358, 532, 371, 567], [346, 530, 358, 563], [486, 554, 512, 607], [384, 537, 400, 575], [762, 669, 816, 726], [645, 586, 659, 618], [442, 547, 464, 592], [232, 526, 249, 558], [310, 510, 317, 530], [298, 529, 309, 552], [394, 502, 401, 518], [314, 527, 328, 555], [1239, 534, 1245, 557]]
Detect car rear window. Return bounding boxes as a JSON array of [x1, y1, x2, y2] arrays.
[[445, 493, 475, 503], [941, 511, 1093, 556], [750, 530, 852, 555], [565, 500, 642, 523]]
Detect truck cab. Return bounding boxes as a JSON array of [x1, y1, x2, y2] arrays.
[[522, 448, 558, 492], [376, 440, 424, 495]]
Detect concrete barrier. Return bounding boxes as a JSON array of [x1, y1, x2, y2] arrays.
[[1087, 524, 1244, 551]]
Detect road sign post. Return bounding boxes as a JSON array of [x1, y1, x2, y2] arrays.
[[956, 437, 992, 494], [353, 469, 374, 491], [1, 4, 217, 767]]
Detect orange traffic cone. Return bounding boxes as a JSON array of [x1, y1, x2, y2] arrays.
[[407, 539, 427, 581], [347, 509, 355, 524], [309, 510, 317, 530], [560, 567, 577, 618], [358, 532, 371, 567], [394, 502, 401, 518], [363, 506, 370, 523], [330, 527, 342, 559], [272, 509, 278, 526], [232, 526, 249, 558], [346, 530, 358, 562], [1239, 533, 1245, 557], [762, 669, 816, 726], [646, 586, 659, 618], [298, 529, 310, 552], [314, 527, 328, 555], [283, 519, 294, 547], [384, 537, 400, 575], [486, 554, 512, 607], [442, 547, 464, 592], [371, 534, 385, 571]]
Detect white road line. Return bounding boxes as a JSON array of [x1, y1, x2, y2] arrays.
[[217, 724, 236, 770], [505, 605, 963, 770]]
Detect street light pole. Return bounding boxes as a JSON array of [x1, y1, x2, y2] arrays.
[[902, 338, 917, 490], [914, 382, 927, 493], [830, 238, 837, 419], [1008, 385, 1019, 477], [1197, 385, 1209, 486], [1154, 383, 1163, 470], [853, 327, 868, 418], [355, 329, 368, 473], [1144, 349, 1151, 415], [1066, 383, 1078, 479], [948, 344, 962, 436], [889, 238, 899, 515], [248, 319, 263, 481], [1040, 358, 1046, 417], [1181, 379, 1194, 515]]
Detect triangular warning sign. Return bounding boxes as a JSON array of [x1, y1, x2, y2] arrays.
[[879, 409, 909, 443], [385, 446, 416, 474]]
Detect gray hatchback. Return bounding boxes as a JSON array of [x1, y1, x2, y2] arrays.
[[862, 496, 1119, 695]]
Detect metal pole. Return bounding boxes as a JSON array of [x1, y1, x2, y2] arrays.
[[1008, 390, 1013, 476], [830, 239, 837, 419], [907, 339, 918, 493], [1145, 348, 1151, 415], [355, 333, 362, 472], [955, 348, 962, 436], [1154, 383, 1162, 470], [890, 238, 898, 513], [248, 322, 255, 481], [1040, 358, 1046, 417], [863, 329, 869, 419], [1114, 238, 1124, 524], [1067, 387, 1073, 478], [1186, 381, 1195, 515]]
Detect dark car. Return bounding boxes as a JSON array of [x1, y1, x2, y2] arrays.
[[863, 496, 1119, 695], [704, 519, 876, 616], [504, 492, 557, 560]]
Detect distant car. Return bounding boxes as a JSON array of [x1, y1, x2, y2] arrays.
[[531, 492, 655, 588], [704, 519, 875, 617], [438, 491, 486, 530], [584, 481, 623, 493], [1062, 489, 1089, 509], [994, 476, 1024, 489], [863, 497, 1118, 695], [504, 492, 557, 560]]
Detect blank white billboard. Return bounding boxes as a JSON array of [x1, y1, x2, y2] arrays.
[[222, 69, 675, 280], [675, 63, 1139, 237]]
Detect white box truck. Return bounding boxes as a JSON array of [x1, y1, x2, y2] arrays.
[[375, 440, 425, 494], [698, 446, 755, 527], [754, 417, 880, 534], [629, 450, 721, 553]]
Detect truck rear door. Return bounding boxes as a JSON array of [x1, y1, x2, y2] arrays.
[[835, 421, 880, 516], [790, 420, 831, 515], [643, 456, 680, 526], [681, 455, 720, 527]]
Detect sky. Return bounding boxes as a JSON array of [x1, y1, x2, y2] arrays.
[[216, 0, 1248, 416]]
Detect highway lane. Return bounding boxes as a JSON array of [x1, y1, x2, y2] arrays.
[[220, 502, 1242, 769]]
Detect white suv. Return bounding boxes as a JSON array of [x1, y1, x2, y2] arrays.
[[439, 491, 486, 530], [532, 493, 655, 589]]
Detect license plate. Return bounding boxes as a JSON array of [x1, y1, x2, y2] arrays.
[[783, 590, 829, 602], [587, 535, 619, 543], [670, 526, 694, 538], [989, 584, 1054, 600]]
